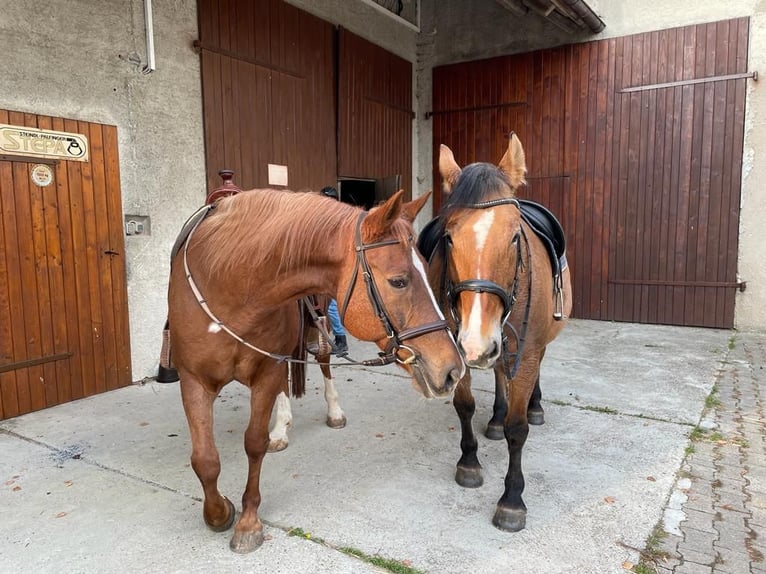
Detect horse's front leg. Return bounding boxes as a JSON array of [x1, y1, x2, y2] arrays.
[[486, 370, 507, 440], [492, 360, 539, 532], [180, 374, 236, 532], [453, 371, 483, 488], [231, 363, 284, 553], [319, 358, 346, 429]]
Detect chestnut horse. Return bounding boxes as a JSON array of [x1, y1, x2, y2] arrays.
[[168, 189, 464, 553], [418, 133, 572, 532]]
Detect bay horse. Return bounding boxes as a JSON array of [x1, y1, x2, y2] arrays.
[[167, 188, 464, 553], [418, 133, 572, 532]]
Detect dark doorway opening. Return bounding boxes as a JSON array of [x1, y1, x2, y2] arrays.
[[338, 178, 375, 209]]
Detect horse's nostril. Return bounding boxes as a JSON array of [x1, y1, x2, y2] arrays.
[[490, 340, 499, 357]]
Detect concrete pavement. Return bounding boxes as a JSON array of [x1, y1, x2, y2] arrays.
[[0, 319, 762, 573]]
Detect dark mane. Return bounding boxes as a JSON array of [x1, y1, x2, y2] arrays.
[[442, 163, 513, 217]]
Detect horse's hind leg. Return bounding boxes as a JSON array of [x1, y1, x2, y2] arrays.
[[231, 364, 284, 553], [180, 376, 236, 532], [268, 391, 292, 452], [527, 375, 544, 425], [319, 357, 346, 429], [486, 371, 507, 440], [527, 348, 546, 425], [453, 372, 483, 488]]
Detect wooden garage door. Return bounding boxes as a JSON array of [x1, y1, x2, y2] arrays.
[[196, 0, 336, 193], [432, 18, 749, 328], [0, 110, 131, 420], [338, 27, 414, 199]]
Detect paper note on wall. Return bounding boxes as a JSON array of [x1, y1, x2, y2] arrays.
[[268, 164, 288, 187]]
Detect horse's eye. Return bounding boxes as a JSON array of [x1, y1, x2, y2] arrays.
[[388, 277, 409, 289], [444, 234, 453, 246], [511, 233, 520, 245]]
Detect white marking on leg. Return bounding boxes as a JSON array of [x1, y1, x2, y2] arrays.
[[268, 391, 292, 446], [323, 375, 346, 427]]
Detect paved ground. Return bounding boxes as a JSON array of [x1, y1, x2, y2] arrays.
[[0, 319, 763, 573]]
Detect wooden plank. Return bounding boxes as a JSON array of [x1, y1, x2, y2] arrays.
[[102, 125, 131, 387], [51, 115, 82, 402], [36, 115, 72, 406], [0, 155, 20, 419]]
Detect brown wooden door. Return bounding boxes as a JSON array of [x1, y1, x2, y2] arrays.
[[197, 0, 337, 193], [338, 28, 413, 198], [432, 18, 749, 328], [0, 110, 131, 420]]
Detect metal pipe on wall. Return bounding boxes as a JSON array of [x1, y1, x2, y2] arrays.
[[142, 0, 156, 74], [559, 0, 605, 33]]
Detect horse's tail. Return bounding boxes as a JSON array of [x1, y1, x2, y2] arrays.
[[289, 300, 308, 398]]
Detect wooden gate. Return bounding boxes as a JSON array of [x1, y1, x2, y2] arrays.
[[0, 110, 131, 420], [432, 18, 749, 328]]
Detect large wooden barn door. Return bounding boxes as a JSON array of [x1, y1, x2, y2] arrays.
[[338, 28, 413, 198], [432, 18, 749, 328], [0, 110, 131, 420], [196, 0, 336, 193]]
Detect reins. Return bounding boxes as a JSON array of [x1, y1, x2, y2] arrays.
[[182, 207, 449, 369]]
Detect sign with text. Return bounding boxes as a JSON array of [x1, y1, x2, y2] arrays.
[[0, 123, 89, 162]]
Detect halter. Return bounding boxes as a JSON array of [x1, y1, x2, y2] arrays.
[[438, 197, 532, 379], [182, 207, 449, 368], [339, 211, 451, 367]]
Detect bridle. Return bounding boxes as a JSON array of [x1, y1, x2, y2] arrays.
[[437, 197, 532, 379], [182, 206, 449, 368], [338, 211, 451, 367]]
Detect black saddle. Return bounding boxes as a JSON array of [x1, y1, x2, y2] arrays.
[[170, 204, 215, 261], [416, 199, 567, 278]]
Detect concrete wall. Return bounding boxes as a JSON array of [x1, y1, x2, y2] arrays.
[[415, 0, 766, 331], [0, 0, 418, 380]]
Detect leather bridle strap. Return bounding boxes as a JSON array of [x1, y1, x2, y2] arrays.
[[339, 211, 449, 365]]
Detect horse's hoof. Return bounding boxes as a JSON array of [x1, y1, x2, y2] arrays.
[[326, 415, 347, 429], [230, 528, 264, 554], [485, 423, 504, 440], [455, 465, 483, 488], [206, 496, 236, 532], [492, 506, 526, 532], [528, 409, 545, 425], [268, 438, 289, 453]]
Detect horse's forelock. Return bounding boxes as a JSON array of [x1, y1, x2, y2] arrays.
[[443, 163, 513, 216]]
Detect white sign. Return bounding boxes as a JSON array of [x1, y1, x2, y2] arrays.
[[0, 123, 89, 162], [268, 163, 288, 187], [30, 164, 54, 187]]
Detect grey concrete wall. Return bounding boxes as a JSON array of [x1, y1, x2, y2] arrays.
[[0, 0, 419, 381], [415, 0, 766, 331]]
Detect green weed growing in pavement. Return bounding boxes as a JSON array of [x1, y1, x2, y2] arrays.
[[338, 547, 426, 574], [709, 431, 725, 443], [633, 524, 669, 573], [685, 445, 696, 455], [705, 385, 721, 408], [728, 335, 736, 349], [689, 426, 706, 441], [287, 527, 422, 574]]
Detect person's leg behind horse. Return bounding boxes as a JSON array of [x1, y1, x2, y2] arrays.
[[326, 299, 348, 355]]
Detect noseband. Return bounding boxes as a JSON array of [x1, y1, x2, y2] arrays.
[[339, 211, 450, 367], [440, 197, 532, 379]]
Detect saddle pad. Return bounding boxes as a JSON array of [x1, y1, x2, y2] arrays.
[[170, 204, 214, 261], [518, 199, 568, 274]]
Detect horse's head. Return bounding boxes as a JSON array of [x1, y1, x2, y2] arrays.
[[436, 133, 528, 369], [337, 190, 465, 398]]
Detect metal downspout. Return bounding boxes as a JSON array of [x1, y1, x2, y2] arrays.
[[142, 0, 156, 74], [560, 0, 605, 33]]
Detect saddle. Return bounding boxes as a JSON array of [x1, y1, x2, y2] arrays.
[[417, 198, 567, 319]]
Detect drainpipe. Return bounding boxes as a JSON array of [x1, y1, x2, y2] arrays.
[[141, 0, 156, 74], [559, 0, 605, 33]]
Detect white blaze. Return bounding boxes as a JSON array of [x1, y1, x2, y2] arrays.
[[411, 248, 446, 321]]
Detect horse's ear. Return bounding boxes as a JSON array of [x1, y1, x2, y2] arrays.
[[363, 190, 404, 241], [498, 132, 527, 188], [401, 191, 431, 222], [439, 144, 462, 194]]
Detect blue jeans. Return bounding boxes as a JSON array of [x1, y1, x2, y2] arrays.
[[327, 299, 346, 337]]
